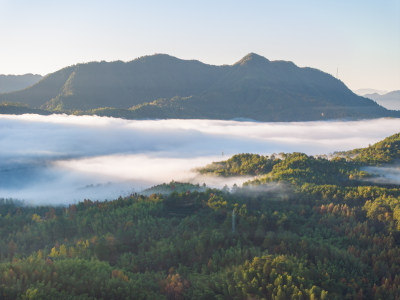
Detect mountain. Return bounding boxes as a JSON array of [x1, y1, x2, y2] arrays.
[[0, 74, 42, 93], [0, 53, 397, 121], [364, 90, 400, 111], [0, 55, 224, 110], [354, 88, 387, 96]]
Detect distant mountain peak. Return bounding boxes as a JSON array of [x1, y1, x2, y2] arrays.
[[363, 90, 400, 110], [235, 53, 270, 66], [354, 88, 388, 96], [0, 74, 43, 93], [132, 53, 179, 62], [130, 53, 209, 67]]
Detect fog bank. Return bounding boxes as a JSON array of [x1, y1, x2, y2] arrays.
[[0, 114, 399, 204], [363, 165, 400, 185]]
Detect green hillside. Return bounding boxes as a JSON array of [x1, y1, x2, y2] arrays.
[[200, 133, 400, 182], [338, 133, 400, 164], [1, 134, 400, 299], [0, 102, 52, 115]]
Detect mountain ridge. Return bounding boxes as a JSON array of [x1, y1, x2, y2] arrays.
[[0, 53, 397, 121], [0, 74, 42, 93], [364, 90, 400, 111]]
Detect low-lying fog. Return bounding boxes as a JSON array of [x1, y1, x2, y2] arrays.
[[363, 165, 400, 185], [1, 114, 399, 204]]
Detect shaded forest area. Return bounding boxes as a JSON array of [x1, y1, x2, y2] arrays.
[[0, 133, 399, 299]]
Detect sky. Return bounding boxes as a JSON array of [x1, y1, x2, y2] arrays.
[[0, 0, 399, 91], [0, 114, 399, 204]]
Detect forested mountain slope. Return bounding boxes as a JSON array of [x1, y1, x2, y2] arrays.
[[339, 133, 400, 164], [1, 133, 400, 299], [1, 53, 396, 121]]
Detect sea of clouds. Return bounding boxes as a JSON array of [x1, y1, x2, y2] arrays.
[[0, 114, 399, 204]]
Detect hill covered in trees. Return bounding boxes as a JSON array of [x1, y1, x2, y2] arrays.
[[1, 133, 400, 299], [0, 102, 52, 115], [337, 133, 400, 165], [200, 133, 400, 179], [1, 54, 396, 121]]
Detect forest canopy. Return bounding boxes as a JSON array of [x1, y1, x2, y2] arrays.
[[1, 132, 400, 299]]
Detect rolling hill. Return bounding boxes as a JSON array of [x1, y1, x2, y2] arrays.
[[1, 53, 397, 121]]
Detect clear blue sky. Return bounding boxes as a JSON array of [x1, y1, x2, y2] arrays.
[[1, 0, 399, 91]]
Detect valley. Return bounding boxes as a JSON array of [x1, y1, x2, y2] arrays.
[[0, 131, 399, 299]]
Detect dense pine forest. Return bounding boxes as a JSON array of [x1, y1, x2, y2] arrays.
[[1, 133, 399, 299]]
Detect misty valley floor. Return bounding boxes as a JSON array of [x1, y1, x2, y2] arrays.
[[0, 114, 399, 204]]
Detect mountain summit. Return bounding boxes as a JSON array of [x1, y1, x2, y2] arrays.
[[0, 53, 396, 121], [234, 53, 270, 66]]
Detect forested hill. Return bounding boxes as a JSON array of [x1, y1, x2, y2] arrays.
[[199, 132, 400, 179], [339, 132, 400, 164], [2, 133, 400, 298], [0, 102, 52, 115], [1, 53, 396, 121]]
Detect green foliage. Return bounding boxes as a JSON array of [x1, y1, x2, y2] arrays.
[[223, 255, 328, 299], [142, 181, 206, 196], [199, 153, 280, 176], [1, 134, 400, 298], [1, 178, 400, 298], [339, 133, 400, 164], [201, 152, 368, 186]]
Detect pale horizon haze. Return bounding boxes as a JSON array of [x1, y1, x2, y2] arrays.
[[0, 0, 399, 91]]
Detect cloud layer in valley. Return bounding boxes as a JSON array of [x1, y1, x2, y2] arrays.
[[363, 165, 400, 185], [0, 114, 399, 204]]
